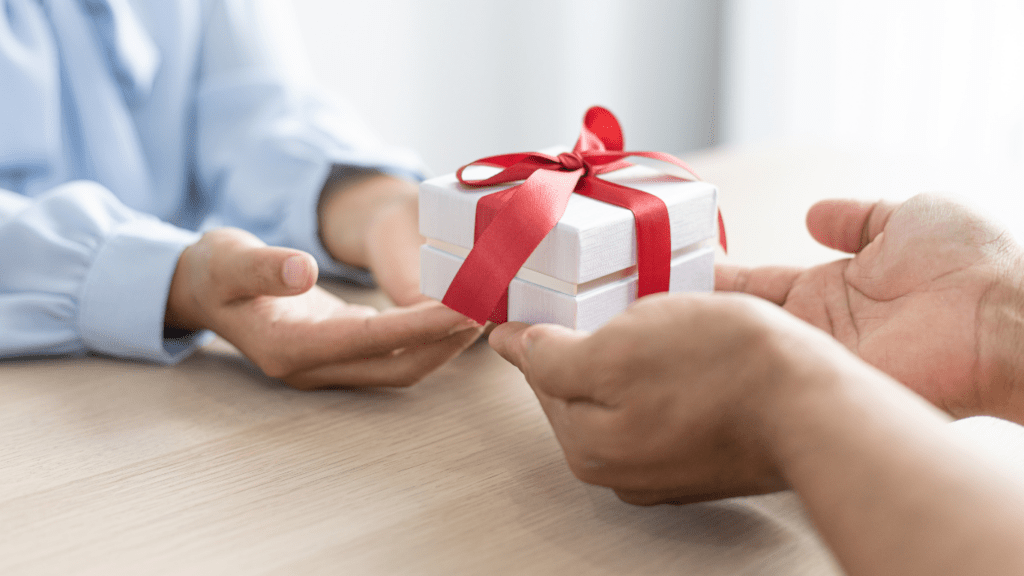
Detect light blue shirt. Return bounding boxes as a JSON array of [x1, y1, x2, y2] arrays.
[[0, 0, 423, 363]]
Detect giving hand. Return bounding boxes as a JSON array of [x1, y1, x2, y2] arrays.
[[489, 292, 887, 504]]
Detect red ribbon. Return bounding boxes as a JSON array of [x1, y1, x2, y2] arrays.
[[442, 106, 726, 325]]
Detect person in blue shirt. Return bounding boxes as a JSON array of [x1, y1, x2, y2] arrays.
[[0, 0, 481, 388]]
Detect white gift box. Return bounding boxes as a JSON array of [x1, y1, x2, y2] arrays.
[[419, 162, 718, 330]]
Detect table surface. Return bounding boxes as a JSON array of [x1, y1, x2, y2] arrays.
[[3, 144, 1023, 575]]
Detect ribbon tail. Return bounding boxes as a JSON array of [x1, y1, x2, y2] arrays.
[[473, 186, 519, 324], [717, 208, 727, 253], [442, 169, 583, 324]]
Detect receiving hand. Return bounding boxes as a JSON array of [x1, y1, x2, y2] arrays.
[[489, 292, 879, 505], [717, 194, 1024, 421], [166, 228, 482, 389], [316, 171, 429, 307], [361, 191, 429, 307]]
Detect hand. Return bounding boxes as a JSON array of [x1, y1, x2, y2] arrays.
[[717, 193, 1024, 421], [488, 292, 865, 505], [166, 228, 482, 389], [491, 290, 1024, 576], [361, 191, 427, 306], [317, 172, 427, 306]]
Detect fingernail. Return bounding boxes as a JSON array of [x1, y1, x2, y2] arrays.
[[282, 255, 309, 289]]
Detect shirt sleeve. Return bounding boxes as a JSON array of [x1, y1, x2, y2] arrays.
[[0, 182, 211, 364], [193, 0, 426, 279]]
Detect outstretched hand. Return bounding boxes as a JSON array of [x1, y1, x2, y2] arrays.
[[166, 228, 482, 389], [717, 194, 1024, 420]]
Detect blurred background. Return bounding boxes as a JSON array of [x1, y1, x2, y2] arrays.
[[290, 0, 1024, 175], [290, 0, 720, 173]]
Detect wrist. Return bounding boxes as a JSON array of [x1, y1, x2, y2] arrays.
[[317, 170, 418, 268], [745, 338, 846, 476], [717, 310, 853, 483], [164, 242, 204, 332], [736, 318, 912, 481], [760, 348, 950, 488]]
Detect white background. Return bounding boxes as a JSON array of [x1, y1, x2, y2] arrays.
[[290, 0, 1024, 190], [289, 0, 722, 175], [722, 0, 1024, 169]]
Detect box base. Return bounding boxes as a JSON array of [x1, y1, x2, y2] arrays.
[[420, 244, 714, 331]]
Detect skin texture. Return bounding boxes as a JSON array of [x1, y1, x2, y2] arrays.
[[716, 194, 1024, 421], [165, 174, 482, 389], [490, 194, 1024, 575]]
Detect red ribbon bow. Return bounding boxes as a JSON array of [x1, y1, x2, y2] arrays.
[[442, 106, 726, 325]]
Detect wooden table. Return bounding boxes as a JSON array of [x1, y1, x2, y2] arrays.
[[3, 145, 1022, 575]]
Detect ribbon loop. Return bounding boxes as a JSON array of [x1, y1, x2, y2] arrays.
[[442, 106, 726, 325]]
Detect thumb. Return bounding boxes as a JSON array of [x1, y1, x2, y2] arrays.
[[489, 322, 591, 399], [806, 199, 901, 253], [223, 245, 319, 299]]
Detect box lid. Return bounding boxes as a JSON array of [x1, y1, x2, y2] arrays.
[[419, 163, 718, 284]]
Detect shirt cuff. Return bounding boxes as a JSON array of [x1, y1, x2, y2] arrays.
[[78, 218, 213, 364]]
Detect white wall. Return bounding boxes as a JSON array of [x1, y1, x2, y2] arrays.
[[289, 0, 723, 174], [721, 0, 1024, 168]]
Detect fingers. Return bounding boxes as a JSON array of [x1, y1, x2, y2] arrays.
[[372, 253, 429, 307], [321, 301, 479, 362], [283, 325, 483, 389], [233, 293, 480, 381], [806, 199, 901, 253], [489, 322, 592, 400], [222, 244, 318, 299], [614, 488, 745, 506], [487, 322, 532, 367], [364, 201, 429, 307], [714, 264, 803, 305]]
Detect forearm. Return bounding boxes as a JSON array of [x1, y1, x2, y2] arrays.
[[767, 359, 1024, 576]]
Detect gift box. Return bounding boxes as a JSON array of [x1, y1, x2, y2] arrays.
[[419, 106, 723, 330]]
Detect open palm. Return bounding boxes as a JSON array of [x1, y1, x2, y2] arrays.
[[167, 228, 481, 389], [717, 194, 1024, 418]]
